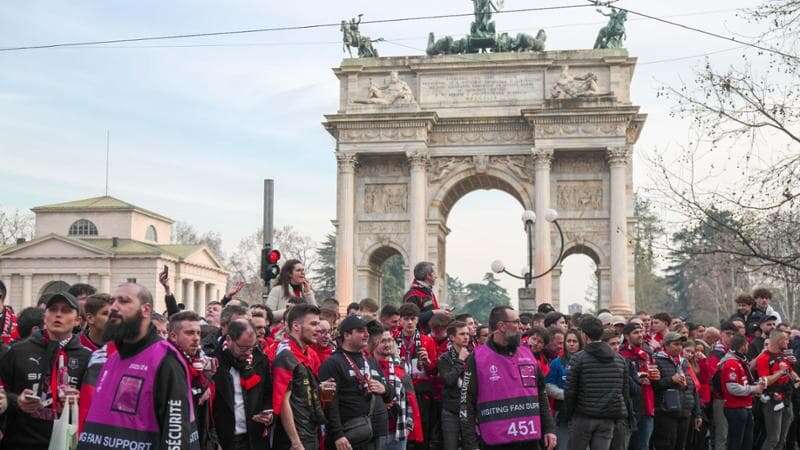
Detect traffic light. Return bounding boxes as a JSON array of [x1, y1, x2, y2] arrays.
[[260, 245, 281, 285]]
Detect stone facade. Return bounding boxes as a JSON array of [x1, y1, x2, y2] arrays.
[[0, 196, 228, 314], [324, 49, 645, 315]]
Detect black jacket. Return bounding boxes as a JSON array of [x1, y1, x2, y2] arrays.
[[212, 348, 273, 450], [564, 341, 630, 421], [0, 331, 90, 450], [318, 348, 393, 444], [460, 339, 555, 450], [438, 346, 467, 414], [653, 352, 701, 418]]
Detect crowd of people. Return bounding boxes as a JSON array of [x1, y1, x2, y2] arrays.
[[0, 257, 797, 450]]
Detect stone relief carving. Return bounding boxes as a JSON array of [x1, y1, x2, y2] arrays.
[[553, 154, 605, 173], [353, 71, 417, 106], [536, 121, 626, 139], [428, 157, 472, 184], [358, 157, 408, 177], [557, 181, 604, 210], [473, 155, 489, 173], [429, 128, 534, 145], [490, 155, 533, 182], [364, 184, 408, 214], [551, 65, 607, 99], [340, 127, 426, 142]]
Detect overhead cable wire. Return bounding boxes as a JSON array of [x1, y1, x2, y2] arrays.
[[613, 5, 800, 62], [21, 7, 741, 50], [0, 4, 594, 52]]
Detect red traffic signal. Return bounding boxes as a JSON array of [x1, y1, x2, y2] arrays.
[[267, 249, 281, 264]]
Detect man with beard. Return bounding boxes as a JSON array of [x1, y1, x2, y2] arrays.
[[79, 293, 111, 352], [76, 282, 198, 450], [0, 292, 90, 450], [168, 311, 215, 449], [212, 319, 273, 450], [461, 306, 556, 450], [319, 315, 393, 450], [272, 304, 327, 450], [0, 280, 19, 344]]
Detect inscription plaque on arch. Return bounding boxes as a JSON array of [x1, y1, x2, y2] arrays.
[[419, 71, 544, 106]]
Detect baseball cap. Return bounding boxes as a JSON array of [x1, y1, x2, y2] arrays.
[[612, 316, 626, 326], [537, 303, 556, 314], [44, 292, 79, 311], [597, 312, 613, 327], [759, 314, 778, 324], [663, 331, 687, 344], [338, 315, 368, 334], [622, 322, 642, 335]]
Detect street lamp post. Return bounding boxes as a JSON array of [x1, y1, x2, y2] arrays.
[[491, 208, 565, 289]]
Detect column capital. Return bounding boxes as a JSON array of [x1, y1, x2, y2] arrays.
[[532, 147, 554, 169], [406, 150, 429, 169], [606, 146, 631, 167], [336, 152, 358, 173]]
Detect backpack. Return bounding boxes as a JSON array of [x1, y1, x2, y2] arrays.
[[709, 349, 726, 396]]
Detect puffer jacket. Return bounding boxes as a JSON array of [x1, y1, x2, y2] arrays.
[[564, 341, 630, 421], [653, 351, 701, 418]]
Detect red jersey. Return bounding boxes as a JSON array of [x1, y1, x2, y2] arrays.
[[756, 350, 793, 389], [706, 343, 728, 399], [619, 343, 656, 416], [720, 354, 755, 409]]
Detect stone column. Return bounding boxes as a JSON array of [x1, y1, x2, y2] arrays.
[[184, 279, 194, 312], [22, 274, 32, 308], [607, 146, 632, 315], [1, 275, 11, 308], [335, 153, 357, 307], [100, 274, 111, 294], [205, 284, 214, 307], [196, 282, 206, 313], [407, 150, 429, 268], [533, 147, 554, 305], [174, 276, 183, 304]]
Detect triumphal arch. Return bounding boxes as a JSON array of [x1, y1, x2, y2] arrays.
[[324, 49, 645, 315]]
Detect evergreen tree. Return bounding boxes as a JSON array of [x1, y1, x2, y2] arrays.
[[448, 275, 469, 310], [633, 196, 672, 314], [381, 254, 406, 305], [312, 232, 336, 299], [461, 272, 511, 324]]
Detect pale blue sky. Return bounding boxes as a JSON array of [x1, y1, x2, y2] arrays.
[[0, 0, 766, 310]]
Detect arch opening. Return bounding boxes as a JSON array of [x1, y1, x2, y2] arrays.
[[559, 251, 599, 315], [361, 244, 407, 306], [444, 188, 524, 315]]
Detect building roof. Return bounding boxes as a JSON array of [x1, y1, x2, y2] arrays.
[[31, 195, 174, 223], [0, 234, 226, 273]]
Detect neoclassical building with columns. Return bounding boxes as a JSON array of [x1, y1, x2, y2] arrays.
[[0, 196, 228, 314], [324, 48, 645, 315]]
